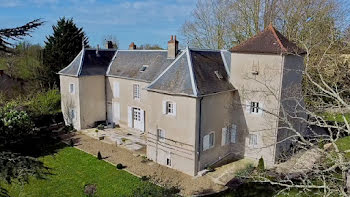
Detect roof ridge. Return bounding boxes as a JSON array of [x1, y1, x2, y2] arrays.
[[268, 24, 287, 53], [229, 25, 270, 52]]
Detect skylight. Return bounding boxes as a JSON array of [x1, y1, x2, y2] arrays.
[[214, 70, 223, 80], [140, 65, 149, 72]]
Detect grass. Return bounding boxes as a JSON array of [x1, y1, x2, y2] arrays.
[[1, 147, 161, 197], [335, 136, 350, 160]]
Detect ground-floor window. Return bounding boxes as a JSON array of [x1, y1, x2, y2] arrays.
[[249, 134, 258, 147], [166, 154, 172, 166], [157, 129, 165, 141]]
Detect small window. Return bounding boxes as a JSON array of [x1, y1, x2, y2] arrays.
[[140, 65, 148, 72], [157, 129, 165, 141], [163, 101, 176, 116], [203, 132, 215, 151], [250, 102, 259, 114], [69, 83, 75, 94], [249, 134, 258, 146], [166, 157, 172, 166], [133, 84, 140, 99], [70, 108, 76, 120], [222, 124, 237, 146], [214, 70, 223, 80]]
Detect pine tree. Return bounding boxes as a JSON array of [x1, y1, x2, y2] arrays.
[[43, 17, 88, 87]]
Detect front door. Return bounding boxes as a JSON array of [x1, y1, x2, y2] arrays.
[[133, 108, 142, 131]]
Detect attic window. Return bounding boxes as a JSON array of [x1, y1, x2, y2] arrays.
[[140, 65, 149, 72], [214, 70, 223, 80]]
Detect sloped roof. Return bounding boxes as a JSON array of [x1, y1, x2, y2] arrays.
[[147, 48, 235, 97], [58, 48, 116, 76], [107, 50, 175, 82], [229, 24, 306, 55]]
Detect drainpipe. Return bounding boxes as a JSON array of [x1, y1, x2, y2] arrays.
[[197, 96, 204, 173]]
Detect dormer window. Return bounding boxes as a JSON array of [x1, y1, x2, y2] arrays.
[[140, 65, 149, 72], [214, 70, 223, 80]]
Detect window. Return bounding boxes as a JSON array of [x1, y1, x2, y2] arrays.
[[166, 157, 172, 166], [157, 129, 165, 141], [133, 84, 140, 99], [133, 108, 141, 121], [140, 65, 148, 72], [249, 134, 258, 146], [69, 83, 75, 94], [203, 132, 215, 151], [113, 82, 120, 98], [70, 108, 76, 120], [250, 102, 259, 113], [222, 124, 237, 146], [163, 101, 176, 116]]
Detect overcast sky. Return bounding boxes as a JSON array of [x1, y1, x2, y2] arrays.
[[0, 0, 196, 49]]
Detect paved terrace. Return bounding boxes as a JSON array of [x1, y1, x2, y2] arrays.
[[63, 128, 254, 196]]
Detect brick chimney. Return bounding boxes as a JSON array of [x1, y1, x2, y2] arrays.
[[129, 42, 136, 50], [105, 41, 114, 49], [168, 35, 179, 59]]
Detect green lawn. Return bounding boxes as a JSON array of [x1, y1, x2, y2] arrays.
[[1, 147, 160, 197], [321, 112, 350, 123], [336, 136, 350, 160]]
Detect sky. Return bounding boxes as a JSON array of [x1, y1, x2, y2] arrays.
[[0, 0, 197, 49]]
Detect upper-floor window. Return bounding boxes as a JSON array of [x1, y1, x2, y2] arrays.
[[249, 134, 258, 147], [163, 101, 176, 116], [203, 132, 215, 151], [157, 129, 165, 141], [222, 124, 237, 146], [140, 65, 148, 72], [133, 84, 140, 100], [69, 83, 75, 94], [247, 101, 262, 115], [113, 82, 120, 98]]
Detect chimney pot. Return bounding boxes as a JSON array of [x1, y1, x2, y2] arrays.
[[105, 41, 114, 49], [167, 35, 179, 59], [171, 35, 173, 40], [174, 35, 177, 41], [129, 42, 136, 50]]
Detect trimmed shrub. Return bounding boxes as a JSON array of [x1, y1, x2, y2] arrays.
[[116, 163, 123, 169], [97, 151, 102, 160], [257, 157, 265, 172]]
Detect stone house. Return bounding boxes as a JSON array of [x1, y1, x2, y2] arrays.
[[58, 25, 306, 176]]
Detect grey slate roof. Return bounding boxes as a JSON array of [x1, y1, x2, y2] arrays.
[[107, 50, 175, 82], [147, 48, 235, 97], [147, 51, 195, 96], [58, 49, 116, 76]]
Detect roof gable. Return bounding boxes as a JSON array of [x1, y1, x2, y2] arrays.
[[229, 24, 305, 55]]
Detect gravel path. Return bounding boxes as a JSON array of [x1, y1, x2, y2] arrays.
[[69, 133, 225, 196]]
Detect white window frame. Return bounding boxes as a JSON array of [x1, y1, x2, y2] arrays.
[[157, 129, 165, 141], [69, 83, 75, 94], [203, 132, 215, 151], [247, 101, 263, 115], [163, 101, 176, 116], [222, 124, 237, 146], [133, 84, 140, 100], [113, 81, 120, 98], [248, 134, 258, 147]]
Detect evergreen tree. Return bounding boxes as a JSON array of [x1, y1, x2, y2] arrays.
[[43, 17, 88, 87]]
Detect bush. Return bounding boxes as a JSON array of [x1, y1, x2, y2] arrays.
[[116, 163, 123, 169], [141, 176, 149, 181], [27, 89, 61, 116], [84, 184, 97, 197], [97, 151, 102, 160], [97, 124, 104, 130], [257, 157, 265, 172]]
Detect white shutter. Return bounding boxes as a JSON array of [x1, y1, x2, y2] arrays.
[[113, 82, 120, 98], [162, 101, 167, 114], [231, 124, 237, 143], [140, 109, 145, 132], [173, 103, 177, 116], [128, 106, 133, 128], [203, 134, 210, 151], [258, 102, 263, 115], [221, 128, 227, 146], [246, 101, 251, 113]]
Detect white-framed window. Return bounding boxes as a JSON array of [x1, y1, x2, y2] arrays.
[[133, 84, 140, 100], [222, 124, 237, 146], [113, 82, 120, 98], [140, 65, 148, 72], [203, 132, 215, 151], [166, 156, 172, 166], [162, 101, 176, 116], [69, 83, 75, 94], [70, 108, 76, 120], [157, 129, 165, 141], [249, 134, 258, 147], [246, 101, 263, 115]]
